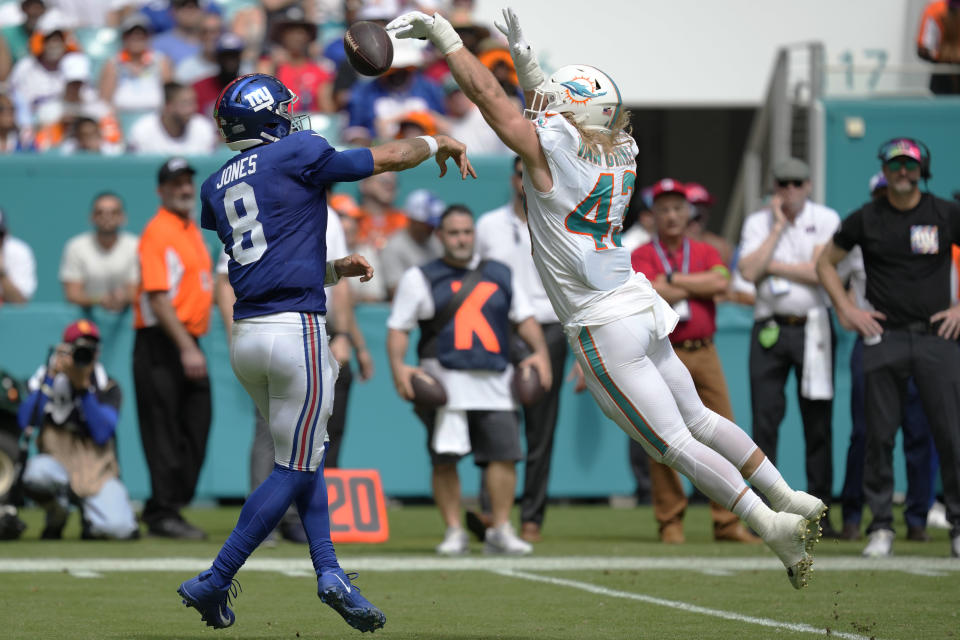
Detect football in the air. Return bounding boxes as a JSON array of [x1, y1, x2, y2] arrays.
[[512, 365, 545, 406], [343, 21, 394, 76], [411, 370, 447, 407]]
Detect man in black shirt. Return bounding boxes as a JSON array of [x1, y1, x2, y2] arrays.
[[817, 138, 960, 559]]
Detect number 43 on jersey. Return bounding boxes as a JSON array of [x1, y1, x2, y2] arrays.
[[564, 171, 635, 250]]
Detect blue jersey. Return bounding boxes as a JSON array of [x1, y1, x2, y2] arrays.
[[200, 131, 374, 319]]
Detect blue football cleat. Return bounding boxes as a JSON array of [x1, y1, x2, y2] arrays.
[[177, 570, 241, 629], [318, 568, 386, 633]]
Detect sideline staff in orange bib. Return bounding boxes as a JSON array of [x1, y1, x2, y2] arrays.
[[133, 156, 214, 540]]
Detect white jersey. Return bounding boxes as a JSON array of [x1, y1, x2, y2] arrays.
[[525, 113, 673, 336]]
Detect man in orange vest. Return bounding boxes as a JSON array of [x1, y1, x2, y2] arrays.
[[133, 157, 213, 540]]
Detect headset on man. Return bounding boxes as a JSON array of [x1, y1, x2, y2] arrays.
[[877, 137, 932, 180]]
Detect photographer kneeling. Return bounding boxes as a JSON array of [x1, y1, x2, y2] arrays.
[[17, 320, 138, 539]]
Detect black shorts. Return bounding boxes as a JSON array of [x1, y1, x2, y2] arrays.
[[415, 407, 523, 466]]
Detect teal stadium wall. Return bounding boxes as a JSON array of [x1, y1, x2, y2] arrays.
[[9, 99, 956, 502]]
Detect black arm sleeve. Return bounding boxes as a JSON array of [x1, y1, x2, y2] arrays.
[[833, 206, 864, 251]]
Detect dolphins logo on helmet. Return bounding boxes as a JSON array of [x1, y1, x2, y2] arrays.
[[526, 64, 622, 131], [213, 73, 310, 151], [559, 79, 607, 104]]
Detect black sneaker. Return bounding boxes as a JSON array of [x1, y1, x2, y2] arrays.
[[0, 506, 26, 540], [40, 524, 64, 540], [839, 522, 862, 541], [907, 526, 931, 542], [465, 510, 491, 542], [149, 517, 206, 540]]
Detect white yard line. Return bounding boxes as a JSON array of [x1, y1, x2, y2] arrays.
[[494, 568, 879, 640], [0, 555, 955, 574]]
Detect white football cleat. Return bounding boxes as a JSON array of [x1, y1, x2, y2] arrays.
[[764, 512, 812, 589], [777, 490, 827, 555], [483, 522, 533, 555], [435, 527, 469, 555], [862, 529, 894, 558]]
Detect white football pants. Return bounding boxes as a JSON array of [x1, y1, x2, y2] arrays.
[[572, 309, 762, 511], [231, 312, 337, 472]]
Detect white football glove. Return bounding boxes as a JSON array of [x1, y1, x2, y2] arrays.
[[494, 7, 544, 91], [386, 11, 463, 56]]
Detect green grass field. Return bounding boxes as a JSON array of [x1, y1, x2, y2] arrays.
[[0, 504, 957, 639]]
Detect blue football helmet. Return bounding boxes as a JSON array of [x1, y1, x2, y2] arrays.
[[214, 74, 310, 151]]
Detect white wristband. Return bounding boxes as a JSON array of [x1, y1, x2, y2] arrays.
[[324, 260, 341, 286], [418, 135, 438, 157]]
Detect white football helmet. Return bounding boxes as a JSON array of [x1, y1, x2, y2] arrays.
[[526, 64, 623, 131]]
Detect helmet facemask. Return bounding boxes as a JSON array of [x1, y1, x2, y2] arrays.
[[278, 90, 312, 136]]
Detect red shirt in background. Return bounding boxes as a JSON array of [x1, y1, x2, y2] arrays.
[[631, 238, 725, 343], [193, 75, 230, 118], [275, 61, 334, 113]]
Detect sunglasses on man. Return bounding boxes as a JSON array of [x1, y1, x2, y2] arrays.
[[775, 179, 805, 188], [884, 158, 920, 172]]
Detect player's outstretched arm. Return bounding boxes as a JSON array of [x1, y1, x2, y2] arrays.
[[370, 135, 477, 179], [387, 11, 549, 190]]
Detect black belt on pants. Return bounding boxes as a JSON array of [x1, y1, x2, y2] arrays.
[[881, 321, 938, 335]]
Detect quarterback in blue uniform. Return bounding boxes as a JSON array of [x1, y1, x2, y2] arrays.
[[176, 73, 475, 633]]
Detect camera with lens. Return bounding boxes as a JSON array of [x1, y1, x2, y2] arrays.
[[70, 338, 98, 367]]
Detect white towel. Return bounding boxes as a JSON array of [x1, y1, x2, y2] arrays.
[[431, 408, 471, 456], [801, 307, 833, 400]]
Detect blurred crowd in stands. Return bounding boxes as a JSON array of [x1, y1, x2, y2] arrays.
[[0, 0, 518, 155]]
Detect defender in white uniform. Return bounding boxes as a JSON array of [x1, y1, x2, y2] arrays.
[[389, 7, 827, 589]]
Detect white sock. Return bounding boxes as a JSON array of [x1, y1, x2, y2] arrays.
[[747, 458, 792, 510]]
